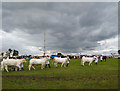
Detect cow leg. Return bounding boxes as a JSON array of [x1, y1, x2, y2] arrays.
[[32, 66, 35, 70], [15, 67, 17, 71], [41, 64, 43, 69], [42, 63, 45, 69], [13, 66, 15, 71], [17, 65, 21, 71], [61, 63, 63, 67], [56, 63, 58, 68], [43, 63, 45, 69], [43, 64, 45, 69], [89, 62, 91, 66], [10, 67, 12, 71], [82, 62, 84, 66], [1, 68, 2, 71], [1, 67, 4, 71], [64, 63, 66, 67], [54, 63, 56, 67], [81, 61, 83, 66], [81, 61, 83, 65], [28, 65, 32, 71], [42, 65, 43, 69], [54, 63, 57, 67], [5, 65, 9, 72], [1, 66, 4, 71]]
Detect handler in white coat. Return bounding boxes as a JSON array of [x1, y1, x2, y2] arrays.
[[20, 59, 26, 70], [20, 63, 24, 70], [45, 56, 51, 68], [100, 56, 103, 62], [66, 56, 70, 67], [95, 56, 98, 64]]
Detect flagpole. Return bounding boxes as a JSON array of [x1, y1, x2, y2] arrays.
[[43, 30, 46, 56]]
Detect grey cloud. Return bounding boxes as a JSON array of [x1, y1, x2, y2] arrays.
[[2, 2, 118, 54]]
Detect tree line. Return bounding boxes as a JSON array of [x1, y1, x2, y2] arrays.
[[1, 48, 19, 57]]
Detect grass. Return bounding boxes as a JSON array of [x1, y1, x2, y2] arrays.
[[1, 58, 119, 89]]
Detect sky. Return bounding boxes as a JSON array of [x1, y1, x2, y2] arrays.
[[1, 2, 118, 55]]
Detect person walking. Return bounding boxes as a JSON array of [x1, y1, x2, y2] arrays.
[[45, 56, 51, 68], [66, 56, 70, 67], [20, 59, 26, 71], [20, 62, 24, 71], [95, 56, 98, 64], [100, 55, 103, 62]]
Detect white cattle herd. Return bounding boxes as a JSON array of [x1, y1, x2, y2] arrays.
[[0, 56, 98, 72]]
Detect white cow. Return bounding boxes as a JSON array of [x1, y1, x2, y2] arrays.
[[53, 57, 70, 67], [81, 56, 95, 66], [1, 59, 26, 72], [28, 57, 49, 70]]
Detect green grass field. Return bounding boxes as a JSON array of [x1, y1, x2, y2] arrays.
[[1, 58, 119, 89]]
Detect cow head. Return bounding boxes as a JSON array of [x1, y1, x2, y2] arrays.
[[93, 56, 97, 60]]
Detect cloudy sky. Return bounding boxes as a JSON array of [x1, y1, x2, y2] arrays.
[[1, 2, 118, 55]]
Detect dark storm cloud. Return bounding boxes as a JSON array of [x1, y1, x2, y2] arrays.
[[2, 2, 118, 54]]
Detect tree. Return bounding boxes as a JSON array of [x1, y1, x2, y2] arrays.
[[8, 48, 12, 53], [13, 50, 19, 56], [57, 53, 63, 56], [1, 52, 4, 57], [118, 50, 120, 54], [5, 51, 10, 57], [8, 48, 13, 57]]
